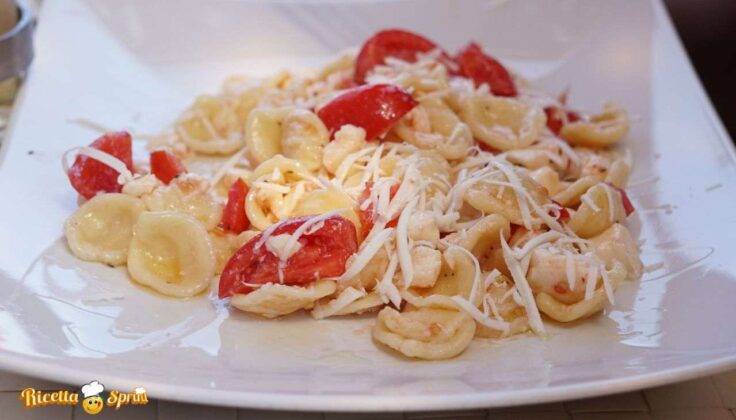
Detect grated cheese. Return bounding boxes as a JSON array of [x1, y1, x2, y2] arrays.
[[311, 287, 366, 319], [210, 145, 249, 188], [501, 234, 546, 334], [397, 197, 418, 289], [337, 227, 394, 283], [584, 258, 599, 301], [377, 249, 401, 307], [63, 146, 135, 185], [450, 295, 510, 332], [265, 233, 303, 262]]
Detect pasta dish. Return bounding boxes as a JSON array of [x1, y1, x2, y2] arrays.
[[61, 29, 642, 360]]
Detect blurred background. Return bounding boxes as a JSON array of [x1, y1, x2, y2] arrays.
[[665, 0, 735, 137]]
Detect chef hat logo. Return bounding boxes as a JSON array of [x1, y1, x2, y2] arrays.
[[81, 381, 105, 398]]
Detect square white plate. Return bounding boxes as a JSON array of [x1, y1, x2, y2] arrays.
[[1, 0, 735, 412]]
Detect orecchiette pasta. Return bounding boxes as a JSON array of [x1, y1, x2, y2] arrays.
[[230, 280, 336, 318], [244, 107, 290, 166], [529, 166, 562, 196], [291, 188, 361, 237], [65, 193, 145, 266], [372, 307, 476, 360], [552, 176, 600, 208], [535, 263, 626, 322], [143, 175, 223, 231], [459, 94, 546, 151], [561, 104, 629, 148], [322, 125, 367, 174], [444, 214, 510, 257], [127, 211, 215, 298], [422, 246, 477, 303], [246, 155, 317, 230], [176, 95, 244, 155], [393, 97, 473, 160], [590, 223, 643, 280], [568, 183, 626, 238], [464, 173, 548, 227], [281, 109, 329, 171]]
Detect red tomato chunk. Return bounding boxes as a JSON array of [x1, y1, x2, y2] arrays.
[[67, 131, 133, 199], [354, 29, 443, 84], [606, 183, 636, 216], [317, 84, 417, 140], [150, 150, 186, 184], [220, 179, 250, 234], [544, 106, 581, 136], [455, 42, 517, 97], [219, 215, 358, 298]]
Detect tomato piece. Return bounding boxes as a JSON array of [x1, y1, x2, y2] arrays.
[[544, 106, 581, 135], [606, 183, 635, 216], [219, 215, 358, 297], [550, 199, 570, 222], [150, 150, 186, 184], [317, 84, 417, 140], [220, 179, 250, 234], [354, 29, 446, 84], [455, 42, 517, 97], [357, 182, 400, 238], [67, 131, 133, 199]]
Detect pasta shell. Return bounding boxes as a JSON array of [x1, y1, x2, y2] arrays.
[[322, 125, 367, 174], [536, 263, 626, 322], [127, 211, 215, 298], [244, 107, 290, 166], [281, 109, 329, 171], [176, 95, 244, 155], [561, 104, 629, 148], [443, 214, 510, 257], [459, 94, 545, 151], [65, 193, 145, 266], [465, 172, 549, 226], [529, 166, 562, 196], [230, 280, 337, 318], [143, 176, 223, 231], [372, 307, 476, 360], [590, 223, 643, 280], [552, 175, 599, 207], [291, 188, 361, 237], [568, 183, 626, 238]]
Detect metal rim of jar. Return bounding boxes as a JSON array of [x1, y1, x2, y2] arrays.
[[0, 1, 35, 81]]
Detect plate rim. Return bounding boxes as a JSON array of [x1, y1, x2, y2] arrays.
[[0, 349, 734, 411]]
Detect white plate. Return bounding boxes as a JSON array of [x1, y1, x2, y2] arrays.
[[1, 0, 735, 412]]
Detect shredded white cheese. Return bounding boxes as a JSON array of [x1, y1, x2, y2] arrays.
[[311, 287, 366, 320], [450, 296, 510, 332], [397, 197, 418, 289], [377, 250, 401, 307], [337, 228, 394, 283], [63, 146, 134, 185], [501, 234, 545, 334]]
